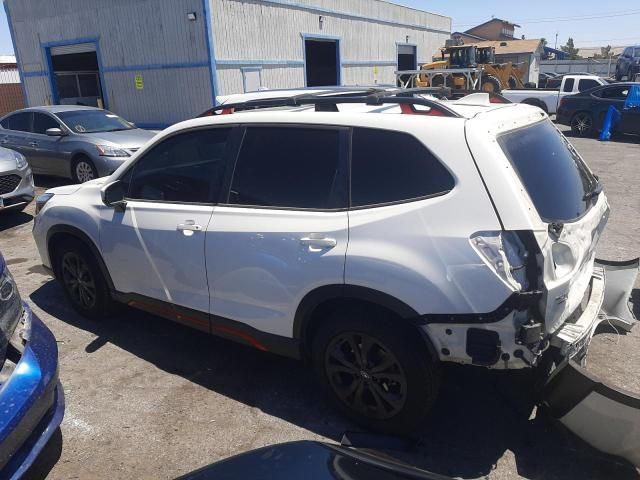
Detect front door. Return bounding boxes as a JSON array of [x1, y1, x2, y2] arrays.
[[206, 125, 349, 338], [100, 127, 236, 326], [27, 113, 66, 175]]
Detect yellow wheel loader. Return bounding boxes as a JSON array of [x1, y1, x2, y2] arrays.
[[417, 45, 528, 92]]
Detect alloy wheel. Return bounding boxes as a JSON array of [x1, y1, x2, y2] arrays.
[[76, 161, 95, 183], [61, 252, 97, 310], [572, 113, 592, 136], [325, 332, 407, 420]]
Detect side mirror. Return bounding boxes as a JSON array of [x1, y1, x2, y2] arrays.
[[101, 180, 127, 211], [45, 127, 65, 136]]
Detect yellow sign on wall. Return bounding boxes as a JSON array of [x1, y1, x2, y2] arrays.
[[135, 74, 144, 90]]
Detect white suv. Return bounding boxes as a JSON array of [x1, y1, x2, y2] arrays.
[[32, 90, 638, 437]]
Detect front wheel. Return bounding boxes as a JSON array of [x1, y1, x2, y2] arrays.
[[571, 112, 594, 137], [312, 307, 440, 434], [72, 156, 98, 183], [55, 239, 112, 319]]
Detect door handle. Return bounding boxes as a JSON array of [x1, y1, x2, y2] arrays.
[[300, 237, 337, 248], [177, 221, 203, 232], [29, 141, 38, 147]]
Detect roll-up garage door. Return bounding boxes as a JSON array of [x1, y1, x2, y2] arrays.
[[50, 42, 96, 56]]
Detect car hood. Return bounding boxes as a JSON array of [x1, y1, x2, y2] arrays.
[[177, 441, 451, 480], [0, 147, 18, 172], [80, 129, 157, 149], [46, 177, 108, 196]]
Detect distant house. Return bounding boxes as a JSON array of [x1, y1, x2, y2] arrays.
[[452, 18, 520, 44], [0, 55, 24, 116]]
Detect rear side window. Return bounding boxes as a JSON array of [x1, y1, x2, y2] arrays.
[[578, 79, 600, 92], [228, 127, 345, 209], [350, 128, 454, 207], [599, 86, 629, 100], [562, 78, 575, 92], [127, 128, 231, 203], [3, 112, 31, 132], [498, 121, 597, 222]]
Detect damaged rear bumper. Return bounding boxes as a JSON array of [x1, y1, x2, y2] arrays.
[[544, 258, 640, 467]]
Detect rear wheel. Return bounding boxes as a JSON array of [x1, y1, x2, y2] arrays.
[[615, 67, 622, 82], [72, 155, 98, 183], [312, 306, 440, 434], [54, 238, 112, 319], [481, 75, 501, 92], [571, 112, 594, 137]]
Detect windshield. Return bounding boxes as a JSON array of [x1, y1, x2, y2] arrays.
[[57, 110, 134, 134], [498, 120, 598, 222]]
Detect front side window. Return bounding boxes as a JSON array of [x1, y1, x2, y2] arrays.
[[32, 113, 61, 134], [57, 110, 134, 134], [599, 86, 629, 100], [228, 127, 345, 209], [126, 128, 232, 203], [350, 128, 454, 207], [578, 79, 601, 92], [498, 120, 597, 222]]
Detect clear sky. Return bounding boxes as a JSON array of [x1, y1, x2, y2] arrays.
[[1, 1, 639, 55]]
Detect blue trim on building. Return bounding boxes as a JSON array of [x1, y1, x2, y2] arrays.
[[43, 47, 58, 104], [102, 61, 209, 73], [22, 71, 48, 78], [216, 59, 305, 66], [252, 0, 450, 35], [202, 0, 219, 105], [3, 2, 28, 104], [94, 40, 109, 109], [301, 33, 342, 87]]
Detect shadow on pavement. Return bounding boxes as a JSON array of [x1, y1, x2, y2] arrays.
[[33, 175, 73, 189], [0, 211, 33, 232], [29, 281, 640, 480], [22, 427, 63, 480]]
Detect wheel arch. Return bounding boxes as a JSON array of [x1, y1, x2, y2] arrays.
[[521, 98, 548, 113], [47, 224, 115, 291], [294, 284, 438, 360]]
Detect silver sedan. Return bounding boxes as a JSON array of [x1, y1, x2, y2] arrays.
[[0, 146, 34, 213], [0, 106, 158, 183]]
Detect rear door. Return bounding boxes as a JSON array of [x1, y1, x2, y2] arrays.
[[205, 125, 349, 338], [0, 112, 33, 163]]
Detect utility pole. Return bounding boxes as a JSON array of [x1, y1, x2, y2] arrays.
[[554, 33, 558, 50]]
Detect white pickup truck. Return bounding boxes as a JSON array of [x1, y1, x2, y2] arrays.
[[502, 75, 607, 114]]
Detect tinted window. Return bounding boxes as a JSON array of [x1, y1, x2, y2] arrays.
[[634, 48, 640, 58], [229, 127, 344, 209], [578, 79, 600, 91], [351, 128, 454, 207], [498, 121, 597, 222], [32, 113, 60, 134], [127, 128, 231, 203], [599, 86, 629, 99], [4, 112, 31, 132], [562, 78, 575, 92]]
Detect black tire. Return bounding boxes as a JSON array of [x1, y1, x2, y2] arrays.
[[72, 155, 98, 183], [481, 75, 501, 92], [571, 111, 594, 137], [615, 67, 622, 82], [522, 99, 548, 114], [430, 75, 445, 87], [54, 238, 112, 319], [311, 306, 440, 434], [628, 68, 635, 82], [508, 75, 519, 89]]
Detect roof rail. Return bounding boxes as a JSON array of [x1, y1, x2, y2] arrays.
[[197, 87, 461, 118]]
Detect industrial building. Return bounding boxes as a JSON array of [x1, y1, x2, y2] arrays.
[[4, 0, 451, 127]]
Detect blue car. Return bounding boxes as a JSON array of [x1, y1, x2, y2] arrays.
[[0, 253, 64, 479]]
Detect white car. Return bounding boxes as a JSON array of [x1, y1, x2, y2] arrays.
[[31, 90, 639, 462], [0, 146, 34, 213]]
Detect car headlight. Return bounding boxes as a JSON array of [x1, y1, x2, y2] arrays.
[[13, 150, 28, 170], [96, 145, 130, 157], [35, 192, 55, 215]]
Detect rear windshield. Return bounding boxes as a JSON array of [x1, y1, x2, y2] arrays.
[[498, 120, 598, 222]]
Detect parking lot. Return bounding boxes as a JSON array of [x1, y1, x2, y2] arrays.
[[1, 125, 638, 480]]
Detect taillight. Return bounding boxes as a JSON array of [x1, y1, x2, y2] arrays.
[[470, 231, 530, 290]]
